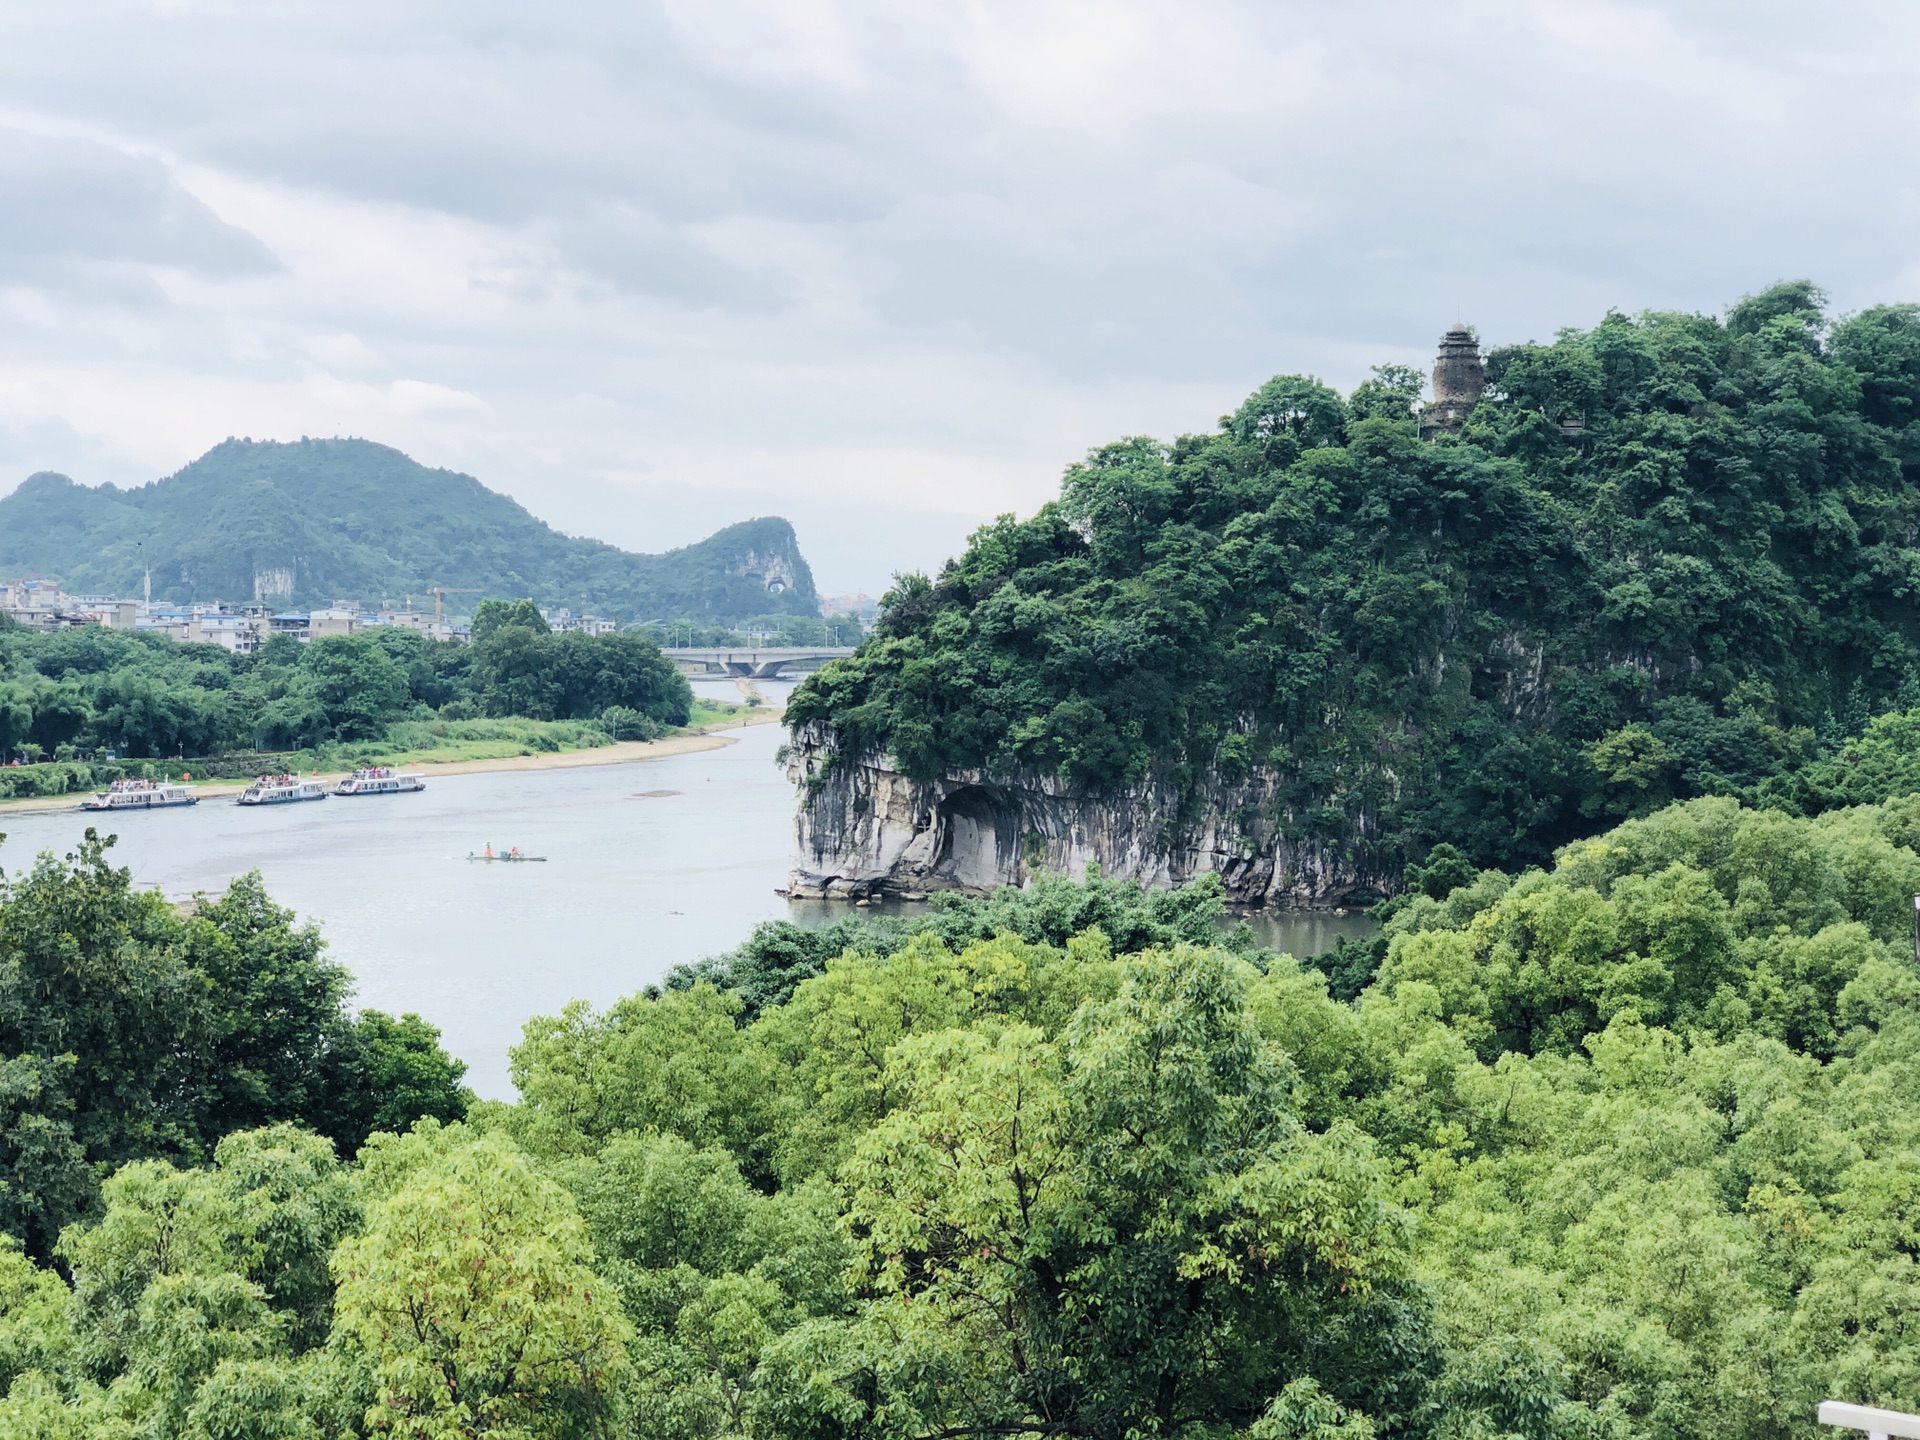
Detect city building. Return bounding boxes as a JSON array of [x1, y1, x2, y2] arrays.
[[306, 607, 361, 640], [542, 606, 616, 636], [382, 609, 464, 642], [136, 605, 195, 642], [0, 578, 92, 630], [3, 579, 475, 646], [188, 613, 263, 653], [71, 598, 139, 629]]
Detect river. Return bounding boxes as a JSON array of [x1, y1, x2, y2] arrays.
[[0, 680, 1376, 1097]]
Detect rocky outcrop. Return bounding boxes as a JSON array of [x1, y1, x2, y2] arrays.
[[785, 726, 1390, 906], [729, 547, 799, 597]]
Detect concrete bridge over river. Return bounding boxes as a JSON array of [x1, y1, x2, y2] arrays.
[[665, 646, 855, 679]]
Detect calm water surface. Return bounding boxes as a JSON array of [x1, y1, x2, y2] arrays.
[[0, 680, 1376, 1097]]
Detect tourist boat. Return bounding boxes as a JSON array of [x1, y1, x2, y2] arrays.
[[81, 778, 199, 811], [332, 767, 426, 797], [237, 774, 328, 806]]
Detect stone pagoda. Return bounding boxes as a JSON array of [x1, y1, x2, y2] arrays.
[[1419, 324, 1484, 438]]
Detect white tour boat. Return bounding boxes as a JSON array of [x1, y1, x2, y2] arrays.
[[81, 778, 199, 811], [332, 767, 426, 797], [238, 774, 329, 806]]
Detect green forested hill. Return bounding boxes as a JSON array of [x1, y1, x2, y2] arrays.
[[0, 437, 819, 622], [791, 282, 1920, 876]]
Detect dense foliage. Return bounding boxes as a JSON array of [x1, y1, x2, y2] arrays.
[[0, 613, 692, 760], [0, 437, 820, 621], [0, 832, 468, 1259], [663, 866, 1246, 1018], [790, 283, 1920, 875], [1, 796, 1918, 1437]]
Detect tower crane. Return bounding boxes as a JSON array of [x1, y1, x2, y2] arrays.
[[430, 587, 482, 618]]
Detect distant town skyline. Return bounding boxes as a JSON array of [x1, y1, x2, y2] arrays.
[[1, 2, 1916, 593]]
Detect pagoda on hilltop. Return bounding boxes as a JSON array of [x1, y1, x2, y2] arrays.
[[1419, 324, 1484, 438]]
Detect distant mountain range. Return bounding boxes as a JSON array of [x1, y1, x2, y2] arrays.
[[0, 438, 818, 622]]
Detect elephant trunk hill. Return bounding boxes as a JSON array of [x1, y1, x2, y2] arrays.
[[785, 282, 1920, 904], [0, 437, 818, 623]]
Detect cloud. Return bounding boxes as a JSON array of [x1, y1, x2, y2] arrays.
[[0, 2, 1916, 589], [0, 127, 277, 291], [551, 201, 794, 308]]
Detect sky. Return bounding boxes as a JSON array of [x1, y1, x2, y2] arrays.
[[1, 2, 1918, 595]]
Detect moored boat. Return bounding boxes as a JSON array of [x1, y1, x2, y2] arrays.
[[238, 774, 328, 806], [81, 778, 199, 811], [332, 767, 426, 796]]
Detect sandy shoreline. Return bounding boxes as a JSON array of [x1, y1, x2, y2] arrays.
[[0, 709, 781, 815]]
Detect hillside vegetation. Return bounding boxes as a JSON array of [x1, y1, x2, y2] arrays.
[[7, 797, 1920, 1438], [0, 437, 819, 622], [791, 282, 1920, 877]]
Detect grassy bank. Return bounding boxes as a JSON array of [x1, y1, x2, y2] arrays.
[[317, 700, 751, 767]]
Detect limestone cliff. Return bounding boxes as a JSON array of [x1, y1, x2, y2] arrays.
[[785, 724, 1388, 906]]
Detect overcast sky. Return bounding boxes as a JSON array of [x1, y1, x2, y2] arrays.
[[1, 2, 1916, 594]]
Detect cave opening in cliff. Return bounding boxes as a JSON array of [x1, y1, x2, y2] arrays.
[[933, 786, 1019, 891]]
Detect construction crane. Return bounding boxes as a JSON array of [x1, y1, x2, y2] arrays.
[[430, 587, 482, 618]]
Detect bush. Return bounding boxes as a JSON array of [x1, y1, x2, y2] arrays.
[[0, 762, 95, 800], [596, 705, 662, 742]]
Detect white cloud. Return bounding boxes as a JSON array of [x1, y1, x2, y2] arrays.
[[0, 1, 1916, 590]]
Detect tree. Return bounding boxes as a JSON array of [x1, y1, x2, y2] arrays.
[[0, 843, 467, 1256], [554, 631, 691, 725], [506, 985, 780, 1174], [330, 1133, 631, 1438], [327, 1010, 471, 1152], [0, 831, 206, 1254], [0, 688, 30, 759], [1346, 364, 1425, 424], [301, 636, 412, 740], [182, 875, 354, 1141], [837, 947, 1433, 1438], [470, 598, 550, 645], [470, 624, 560, 719], [23, 1126, 359, 1437]]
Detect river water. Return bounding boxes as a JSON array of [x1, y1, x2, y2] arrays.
[[0, 681, 1376, 1097]]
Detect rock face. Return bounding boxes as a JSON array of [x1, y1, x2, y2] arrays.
[[730, 546, 799, 597], [786, 725, 1389, 905]]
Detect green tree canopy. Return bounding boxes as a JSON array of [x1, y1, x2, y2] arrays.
[[0, 834, 467, 1257]]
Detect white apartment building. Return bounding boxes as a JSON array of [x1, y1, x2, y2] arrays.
[[543, 606, 616, 636], [188, 613, 263, 654], [306, 608, 361, 640]]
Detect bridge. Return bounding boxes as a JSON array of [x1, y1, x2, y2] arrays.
[[664, 646, 856, 679]]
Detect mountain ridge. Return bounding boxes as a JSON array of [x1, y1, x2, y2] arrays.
[[0, 437, 818, 622]]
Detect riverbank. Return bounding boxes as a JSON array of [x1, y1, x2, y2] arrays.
[[0, 707, 782, 815]]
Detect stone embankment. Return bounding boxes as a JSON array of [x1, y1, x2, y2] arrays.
[[784, 725, 1386, 906]]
